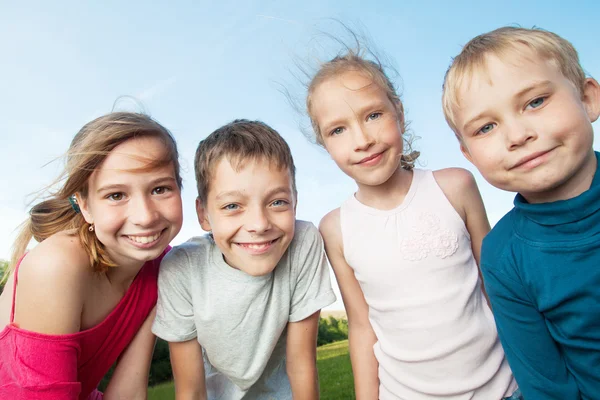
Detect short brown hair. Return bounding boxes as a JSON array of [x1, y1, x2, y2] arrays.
[[443, 26, 586, 137], [194, 119, 297, 204]]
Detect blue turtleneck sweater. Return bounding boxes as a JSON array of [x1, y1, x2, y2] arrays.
[[481, 152, 600, 400]]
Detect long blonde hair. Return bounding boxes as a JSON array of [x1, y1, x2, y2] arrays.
[[7, 112, 182, 281]]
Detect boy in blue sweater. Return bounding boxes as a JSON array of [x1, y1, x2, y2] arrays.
[[441, 27, 600, 399]]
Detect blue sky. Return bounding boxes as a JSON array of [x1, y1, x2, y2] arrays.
[[2, 1, 599, 309]]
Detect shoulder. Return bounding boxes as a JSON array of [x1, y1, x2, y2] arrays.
[[292, 220, 322, 248], [433, 167, 478, 195], [481, 210, 518, 268], [15, 232, 91, 333], [432, 168, 481, 220], [159, 235, 213, 276], [318, 208, 342, 244], [20, 231, 92, 290]]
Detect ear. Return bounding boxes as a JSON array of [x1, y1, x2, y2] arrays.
[[460, 142, 474, 164], [582, 78, 600, 123], [196, 197, 212, 232], [76, 193, 94, 225]]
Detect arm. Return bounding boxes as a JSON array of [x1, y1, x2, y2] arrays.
[[482, 261, 580, 399], [434, 168, 491, 303], [168, 339, 207, 400], [319, 210, 379, 400], [103, 307, 158, 400], [286, 311, 320, 400]]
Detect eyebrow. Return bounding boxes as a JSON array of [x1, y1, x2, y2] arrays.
[[462, 80, 554, 133], [320, 98, 389, 132], [96, 176, 177, 193], [215, 186, 293, 201]]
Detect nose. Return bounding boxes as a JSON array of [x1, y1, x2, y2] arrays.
[[506, 119, 537, 150], [353, 123, 375, 151], [131, 195, 160, 226], [245, 206, 271, 234]]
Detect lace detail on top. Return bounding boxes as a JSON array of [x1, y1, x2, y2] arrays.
[[399, 212, 459, 261]]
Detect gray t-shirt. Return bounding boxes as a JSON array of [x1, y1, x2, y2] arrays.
[[152, 220, 336, 400]]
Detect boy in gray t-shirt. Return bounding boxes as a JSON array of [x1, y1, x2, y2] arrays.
[[152, 119, 336, 399]]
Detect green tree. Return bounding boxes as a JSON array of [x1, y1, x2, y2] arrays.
[[0, 259, 8, 293]]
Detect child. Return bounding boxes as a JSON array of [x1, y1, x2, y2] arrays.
[[152, 119, 336, 399], [0, 112, 184, 399], [442, 26, 600, 399], [305, 49, 519, 399]]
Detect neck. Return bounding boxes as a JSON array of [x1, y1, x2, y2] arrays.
[[104, 254, 145, 290], [354, 167, 413, 210], [523, 150, 597, 204]]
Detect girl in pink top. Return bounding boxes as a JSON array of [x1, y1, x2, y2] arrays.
[[0, 112, 183, 399]]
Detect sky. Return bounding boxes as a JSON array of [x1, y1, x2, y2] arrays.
[[1, 0, 600, 310]]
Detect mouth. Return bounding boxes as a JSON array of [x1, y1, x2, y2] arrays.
[[125, 229, 165, 248], [511, 149, 555, 170], [235, 238, 280, 255], [356, 151, 385, 166]]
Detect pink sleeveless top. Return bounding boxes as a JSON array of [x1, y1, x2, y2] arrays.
[[0, 249, 167, 400]]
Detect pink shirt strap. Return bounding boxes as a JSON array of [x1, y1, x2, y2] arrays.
[[10, 254, 26, 324]]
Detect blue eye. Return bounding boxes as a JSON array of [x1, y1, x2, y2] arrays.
[[271, 199, 289, 207], [367, 112, 382, 121], [223, 204, 239, 211], [478, 123, 495, 135], [527, 97, 545, 109], [330, 127, 344, 136]]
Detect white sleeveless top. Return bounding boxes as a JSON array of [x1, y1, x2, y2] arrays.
[[340, 169, 517, 399]]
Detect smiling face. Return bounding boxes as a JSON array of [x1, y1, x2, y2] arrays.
[[79, 136, 183, 268], [310, 70, 405, 188], [196, 157, 296, 276], [455, 49, 600, 203]]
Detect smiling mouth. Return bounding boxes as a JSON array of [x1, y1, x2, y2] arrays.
[[511, 149, 554, 170], [356, 151, 384, 165], [126, 230, 164, 245], [235, 238, 280, 254]]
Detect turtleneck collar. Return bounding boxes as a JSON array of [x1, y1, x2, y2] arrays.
[[512, 152, 600, 240]]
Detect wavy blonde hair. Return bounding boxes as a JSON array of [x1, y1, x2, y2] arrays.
[[442, 26, 586, 137], [6, 112, 182, 282]]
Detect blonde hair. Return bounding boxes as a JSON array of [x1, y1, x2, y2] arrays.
[[442, 26, 586, 136], [7, 112, 182, 281], [306, 50, 419, 169], [194, 119, 296, 204]]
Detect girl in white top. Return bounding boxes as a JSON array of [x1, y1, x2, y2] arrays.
[[305, 48, 520, 399]]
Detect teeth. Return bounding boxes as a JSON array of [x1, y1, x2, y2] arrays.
[[128, 233, 161, 244]]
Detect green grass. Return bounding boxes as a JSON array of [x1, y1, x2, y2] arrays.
[[148, 339, 355, 400]]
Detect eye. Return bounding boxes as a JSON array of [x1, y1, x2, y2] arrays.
[[367, 112, 382, 121], [526, 97, 545, 109], [477, 123, 496, 135], [107, 192, 125, 201], [271, 199, 289, 207], [330, 127, 344, 136], [222, 203, 239, 211], [152, 186, 171, 195]]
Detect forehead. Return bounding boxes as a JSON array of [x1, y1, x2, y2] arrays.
[[452, 50, 566, 122], [311, 71, 389, 117], [207, 156, 293, 195], [89, 136, 173, 184], [456, 47, 558, 99]]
